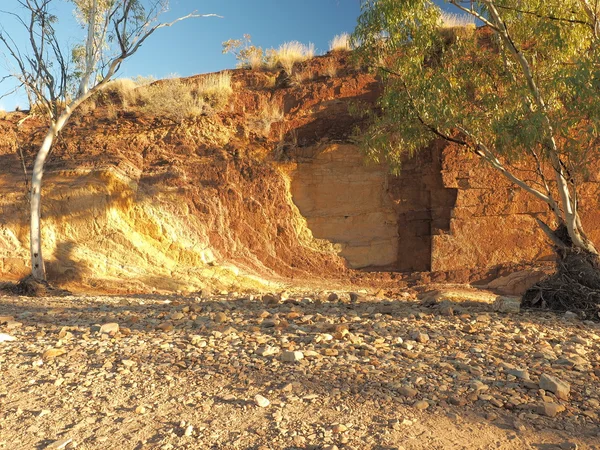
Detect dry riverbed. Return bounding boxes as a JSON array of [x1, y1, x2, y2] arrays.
[[1, 288, 599, 449]]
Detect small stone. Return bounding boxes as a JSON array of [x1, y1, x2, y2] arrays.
[[157, 322, 174, 332], [0, 333, 16, 342], [536, 402, 565, 418], [170, 312, 185, 321], [439, 305, 454, 316], [332, 423, 348, 433], [99, 323, 119, 335], [397, 386, 418, 398], [0, 316, 14, 324], [43, 348, 67, 360], [449, 395, 467, 406], [44, 438, 72, 449], [559, 443, 578, 450], [563, 311, 579, 320], [493, 296, 521, 313], [327, 292, 339, 302], [184, 425, 194, 436], [410, 331, 429, 343], [256, 346, 279, 357], [507, 369, 530, 380], [539, 373, 570, 400], [135, 406, 146, 414], [121, 359, 136, 368], [413, 400, 429, 410], [254, 394, 270, 408], [281, 351, 304, 362], [262, 294, 279, 305], [214, 312, 227, 323]]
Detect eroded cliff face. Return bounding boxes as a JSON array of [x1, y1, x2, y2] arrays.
[[1, 51, 599, 293], [289, 144, 398, 269]]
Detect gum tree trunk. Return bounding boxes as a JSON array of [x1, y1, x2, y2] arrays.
[[30, 111, 72, 280]]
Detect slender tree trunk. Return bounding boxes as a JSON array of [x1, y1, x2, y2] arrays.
[[29, 111, 72, 281]]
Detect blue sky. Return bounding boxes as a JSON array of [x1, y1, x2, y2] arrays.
[[0, 0, 453, 110]]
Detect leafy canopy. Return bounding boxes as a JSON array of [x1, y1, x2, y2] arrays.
[[353, 0, 600, 176]]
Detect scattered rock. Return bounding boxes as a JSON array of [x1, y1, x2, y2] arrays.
[[254, 394, 270, 408], [0, 333, 16, 342], [256, 346, 279, 357], [536, 402, 565, 418], [397, 386, 418, 398], [281, 351, 304, 362], [99, 323, 119, 335], [539, 373, 570, 400], [413, 400, 429, 410], [42, 348, 67, 360], [493, 296, 521, 314]]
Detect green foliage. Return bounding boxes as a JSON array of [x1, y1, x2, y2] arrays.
[[353, 0, 600, 175]]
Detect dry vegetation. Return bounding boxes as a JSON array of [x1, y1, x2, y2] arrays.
[[247, 97, 284, 137], [439, 11, 476, 29], [223, 36, 315, 74], [329, 33, 352, 52], [80, 72, 233, 122]]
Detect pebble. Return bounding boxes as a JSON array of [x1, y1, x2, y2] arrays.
[[254, 394, 270, 408], [413, 400, 429, 410], [42, 348, 67, 360], [99, 323, 119, 335], [397, 386, 418, 398], [281, 351, 304, 362]]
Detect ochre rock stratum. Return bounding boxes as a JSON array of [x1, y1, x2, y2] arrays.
[[1, 53, 598, 293]]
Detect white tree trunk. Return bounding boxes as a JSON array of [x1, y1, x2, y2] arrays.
[[30, 111, 72, 280]]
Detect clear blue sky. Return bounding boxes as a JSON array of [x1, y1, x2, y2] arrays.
[[0, 0, 452, 110]]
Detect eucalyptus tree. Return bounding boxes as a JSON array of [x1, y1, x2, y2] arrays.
[[0, 0, 216, 282], [354, 1, 600, 315]]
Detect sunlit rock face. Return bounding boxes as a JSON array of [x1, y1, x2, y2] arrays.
[[290, 144, 398, 269]]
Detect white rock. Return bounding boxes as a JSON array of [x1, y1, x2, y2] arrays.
[[0, 333, 16, 342], [254, 394, 270, 408]]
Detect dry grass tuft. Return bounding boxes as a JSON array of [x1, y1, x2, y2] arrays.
[[438, 12, 476, 29], [329, 33, 352, 52], [247, 97, 284, 137], [276, 41, 315, 74], [195, 72, 233, 110]]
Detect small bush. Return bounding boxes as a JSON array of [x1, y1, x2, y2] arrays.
[[195, 72, 233, 110], [99, 78, 140, 107], [138, 72, 232, 122], [223, 34, 265, 69], [329, 33, 352, 52], [276, 41, 315, 74], [138, 79, 205, 122]]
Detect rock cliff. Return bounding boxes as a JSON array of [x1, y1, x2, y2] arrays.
[[1, 51, 598, 293]]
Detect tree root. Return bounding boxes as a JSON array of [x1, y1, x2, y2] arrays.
[[1, 274, 71, 297], [523, 245, 600, 320]]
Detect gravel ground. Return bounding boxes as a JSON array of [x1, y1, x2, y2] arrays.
[[1, 288, 599, 450]]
